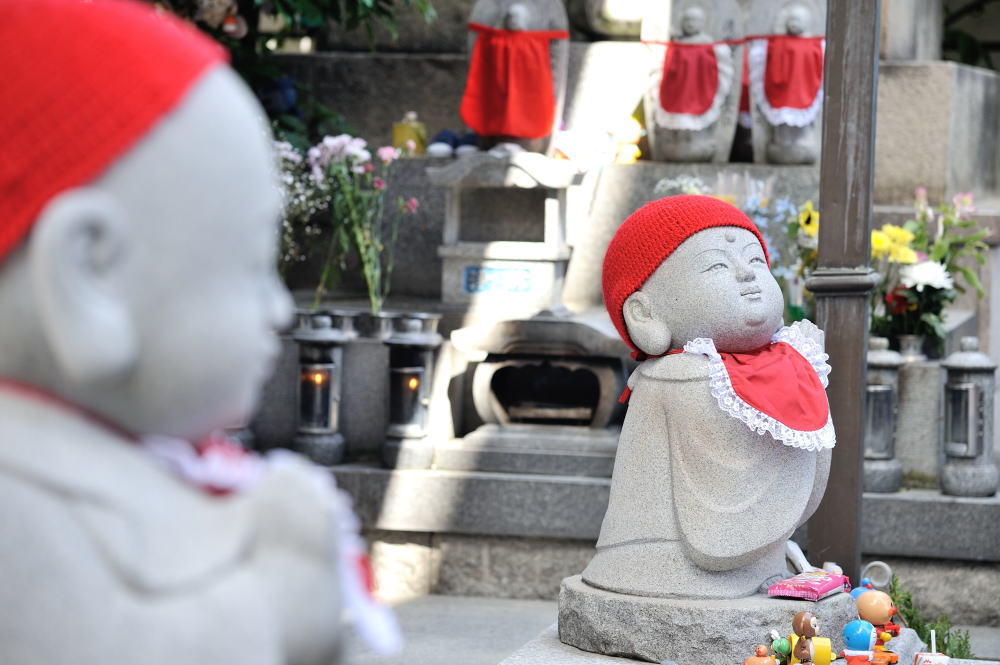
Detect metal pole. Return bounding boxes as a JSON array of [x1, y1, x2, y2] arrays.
[[805, 0, 882, 584]]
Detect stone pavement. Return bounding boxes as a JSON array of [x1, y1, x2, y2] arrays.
[[343, 594, 1000, 665]]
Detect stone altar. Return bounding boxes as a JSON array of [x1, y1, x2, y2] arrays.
[[558, 195, 835, 662]]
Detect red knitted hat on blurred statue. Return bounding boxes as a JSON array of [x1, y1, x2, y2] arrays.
[[602, 195, 770, 355], [0, 0, 226, 263]]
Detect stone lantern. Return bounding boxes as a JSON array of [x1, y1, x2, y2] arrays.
[[864, 337, 904, 493], [940, 337, 999, 497], [382, 312, 443, 469], [292, 310, 357, 465]]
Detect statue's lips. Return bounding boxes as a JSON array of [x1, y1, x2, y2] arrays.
[[740, 285, 762, 300]]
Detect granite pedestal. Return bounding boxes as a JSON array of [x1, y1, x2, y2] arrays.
[[557, 575, 857, 665]]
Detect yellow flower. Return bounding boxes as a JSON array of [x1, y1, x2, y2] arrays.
[[714, 194, 737, 205], [880, 224, 914, 247], [798, 201, 819, 237], [889, 244, 918, 264], [871, 230, 891, 259]]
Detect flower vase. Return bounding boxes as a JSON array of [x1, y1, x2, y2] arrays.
[[896, 334, 926, 362]]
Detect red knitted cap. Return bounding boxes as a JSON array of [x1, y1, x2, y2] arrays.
[[602, 195, 770, 354], [0, 0, 226, 263]]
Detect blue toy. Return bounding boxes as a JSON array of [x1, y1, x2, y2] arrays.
[[843, 620, 878, 652], [850, 577, 875, 599]]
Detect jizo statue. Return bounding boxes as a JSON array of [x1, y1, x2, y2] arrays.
[[0, 1, 397, 663], [583, 195, 835, 598]]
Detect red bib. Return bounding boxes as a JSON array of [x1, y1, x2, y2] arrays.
[[764, 35, 824, 111], [460, 23, 568, 139], [658, 43, 719, 115], [720, 341, 829, 431]]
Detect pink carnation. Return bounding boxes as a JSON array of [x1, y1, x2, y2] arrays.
[[373, 177, 386, 190], [406, 197, 419, 214], [377, 146, 399, 165]]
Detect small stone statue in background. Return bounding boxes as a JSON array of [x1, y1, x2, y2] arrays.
[[748, 2, 825, 164], [0, 1, 397, 663], [460, 0, 570, 154], [643, 1, 741, 163]]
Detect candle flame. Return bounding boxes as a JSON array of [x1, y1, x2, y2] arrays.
[[312, 372, 326, 385], [407, 377, 420, 390]]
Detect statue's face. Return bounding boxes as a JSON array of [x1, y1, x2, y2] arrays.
[[637, 226, 784, 352], [101, 68, 292, 438], [784, 6, 810, 35], [504, 3, 530, 30], [680, 7, 706, 36]]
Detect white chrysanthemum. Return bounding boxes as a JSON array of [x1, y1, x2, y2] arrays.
[[900, 260, 954, 292]]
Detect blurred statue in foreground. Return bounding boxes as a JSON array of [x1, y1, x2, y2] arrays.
[[0, 1, 397, 663]]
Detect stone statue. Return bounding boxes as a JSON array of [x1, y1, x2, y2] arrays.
[[747, 1, 826, 164], [559, 196, 846, 663], [461, 0, 570, 154], [0, 2, 396, 663], [643, 0, 742, 163]]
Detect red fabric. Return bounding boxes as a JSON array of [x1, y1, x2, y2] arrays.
[[0, 0, 226, 263], [460, 23, 568, 139], [602, 195, 769, 356], [739, 47, 751, 113], [764, 36, 824, 110], [722, 342, 829, 431], [658, 43, 718, 115]]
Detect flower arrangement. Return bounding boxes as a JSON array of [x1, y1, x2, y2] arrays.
[[870, 189, 988, 354], [275, 134, 419, 313]]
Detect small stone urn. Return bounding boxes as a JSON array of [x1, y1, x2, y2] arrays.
[[940, 337, 999, 497], [864, 337, 904, 493]]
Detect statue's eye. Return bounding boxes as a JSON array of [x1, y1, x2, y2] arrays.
[[705, 262, 728, 272], [750, 256, 766, 265]]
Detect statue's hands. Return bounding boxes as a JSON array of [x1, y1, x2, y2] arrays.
[[790, 319, 825, 351]]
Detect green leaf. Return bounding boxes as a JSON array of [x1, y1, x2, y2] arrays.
[[956, 265, 985, 297]]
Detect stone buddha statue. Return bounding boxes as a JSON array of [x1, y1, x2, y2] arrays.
[[0, 1, 396, 663], [583, 195, 835, 599], [645, 3, 738, 163]]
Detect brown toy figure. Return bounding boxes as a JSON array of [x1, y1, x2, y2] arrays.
[[856, 590, 901, 651], [792, 611, 819, 665]]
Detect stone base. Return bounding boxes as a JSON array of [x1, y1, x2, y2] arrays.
[[434, 424, 619, 477], [557, 575, 857, 665], [293, 431, 345, 466], [499, 624, 638, 664], [382, 437, 434, 470], [865, 458, 904, 493], [941, 462, 999, 497]]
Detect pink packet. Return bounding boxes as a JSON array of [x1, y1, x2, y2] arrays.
[[767, 570, 851, 601]]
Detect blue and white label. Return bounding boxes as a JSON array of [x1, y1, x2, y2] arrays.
[[462, 266, 533, 294]]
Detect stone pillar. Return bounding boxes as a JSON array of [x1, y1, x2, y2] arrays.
[[805, 0, 882, 584]]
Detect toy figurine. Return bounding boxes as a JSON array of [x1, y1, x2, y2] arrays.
[[856, 589, 902, 650], [769, 630, 793, 665], [850, 576, 876, 600], [841, 619, 879, 665], [792, 611, 820, 665], [746, 644, 779, 665]]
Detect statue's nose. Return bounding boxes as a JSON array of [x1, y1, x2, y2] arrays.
[[734, 261, 755, 282]]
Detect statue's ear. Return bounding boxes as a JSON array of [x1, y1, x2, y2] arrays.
[[623, 291, 671, 356], [28, 188, 138, 383]]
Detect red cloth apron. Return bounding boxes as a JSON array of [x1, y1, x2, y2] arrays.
[[460, 23, 568, 139], [764, 35, 824, 111], [658, 43, 719, 115]]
